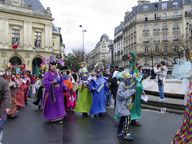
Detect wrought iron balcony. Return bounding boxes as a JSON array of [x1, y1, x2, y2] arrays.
[[162, 28, 168, 31], [143, 41, 150, 43], [143, 29, 149, 33]]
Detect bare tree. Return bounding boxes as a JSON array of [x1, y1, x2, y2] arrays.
[[72, 48, 84, 62], [165, 34, 189, 64]]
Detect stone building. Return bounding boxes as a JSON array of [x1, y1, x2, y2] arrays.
[[113, 0, 192, 69], [0, 0, 64, 73], [86, 34, 112, 67]]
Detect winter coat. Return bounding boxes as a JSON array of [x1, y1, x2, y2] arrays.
[[0, 77, 11, 118]]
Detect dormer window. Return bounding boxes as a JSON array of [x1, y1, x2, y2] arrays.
[[173, 1, 179, 8], [143, 5, 149, 11], [162, 3, 167, 10], [154, 3, 158, 10]]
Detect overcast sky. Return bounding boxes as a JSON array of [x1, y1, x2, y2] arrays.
[[40, 0, 158, 54]]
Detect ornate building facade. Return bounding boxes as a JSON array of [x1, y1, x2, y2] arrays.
[[113, 0, 192, 69], [0, 0, 64, 73], [86, 34, 112, 67]]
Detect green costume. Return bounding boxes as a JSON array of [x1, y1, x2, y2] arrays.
[[75, 67, 92, 113], [117, 52, 143, 120], [75, 86, 92, 113], [129, 52, 143, 120]]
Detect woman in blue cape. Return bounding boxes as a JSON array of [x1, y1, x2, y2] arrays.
[[89, 62, 109, 117]]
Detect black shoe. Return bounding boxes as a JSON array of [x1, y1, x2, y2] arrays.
[[99, 113, 103, 117], [82, 113, 88, 118], [121, 133, 134, 141], [33, 101, 38, 105]]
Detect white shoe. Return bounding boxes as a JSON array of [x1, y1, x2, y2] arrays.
[[159, 98, 165, 102]]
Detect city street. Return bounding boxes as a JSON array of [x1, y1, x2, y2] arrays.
[[4, 100, 183, 144]]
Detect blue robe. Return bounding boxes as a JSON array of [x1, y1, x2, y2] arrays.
[[89, 76, 109, 115]]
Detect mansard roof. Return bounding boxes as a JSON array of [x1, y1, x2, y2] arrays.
[[24, 0, 45, 12]]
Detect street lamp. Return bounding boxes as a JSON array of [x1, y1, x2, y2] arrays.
[[79, 25, 87, 61]]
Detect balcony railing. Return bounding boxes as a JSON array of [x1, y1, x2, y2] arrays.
[[153, 40, 160, 43], [162, 40, 168, 43], [153, 28, 160, 32], [172, 27, 180, 30]]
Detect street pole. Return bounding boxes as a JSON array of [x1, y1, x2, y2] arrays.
[[79, 25, 86, 61]]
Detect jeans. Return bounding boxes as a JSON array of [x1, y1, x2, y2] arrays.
[[106, 92, 112, 106], [158, 84, 164, 99], [0, 114, 7, 144]]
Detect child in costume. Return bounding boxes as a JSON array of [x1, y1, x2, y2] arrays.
[[115, 70, 136, 141], [62, 68, 76, 111]]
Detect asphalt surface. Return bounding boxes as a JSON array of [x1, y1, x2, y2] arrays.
[[3, 101, 183, 144]]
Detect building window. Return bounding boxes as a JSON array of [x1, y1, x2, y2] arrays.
[[173, 35, 179, 41], [144, 36, 149, 42], [175, 45, 179, 52], [154, 36, 160, 42], [162, 23, 167, 30], [162, 13, 167, 19], [162, 35, 168, 41], [154, 23, 159, 29], [143, 5, 149, 11], [173, 22, 179, 29], [145, 58, 148, 65], [155, 46, 159, 53], [173, 11, 178, 18], [34, 32, 41, 48], [162, 3, 167, 10], [164, 46, 167, 53], [145, 46, 149, 53], [144, 24, 148, 30], [12, 29, 20, 46]]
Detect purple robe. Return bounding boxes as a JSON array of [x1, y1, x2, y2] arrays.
[[42, 71, 66, 121]]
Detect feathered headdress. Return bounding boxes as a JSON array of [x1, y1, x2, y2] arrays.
[[49, 55, 57, 65]]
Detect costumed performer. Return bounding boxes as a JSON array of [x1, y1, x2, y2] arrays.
[[115, 70, 136, 141], [42, 56, 66, 122], [75, 62, 92, 117], [13, 68, 25, 109], [172, 49, 192, 143], [61, 67, 76, 111], [89, 62, 109, 117]]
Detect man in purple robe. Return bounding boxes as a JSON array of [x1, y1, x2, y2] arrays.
[[42, 56, 66, 122]]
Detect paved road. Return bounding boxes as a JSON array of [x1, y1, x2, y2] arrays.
[[3, 101, 183, 144]]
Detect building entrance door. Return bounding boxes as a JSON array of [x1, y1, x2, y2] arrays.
[[32, 57, 43, 76], [9, 56, 22, 66]]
